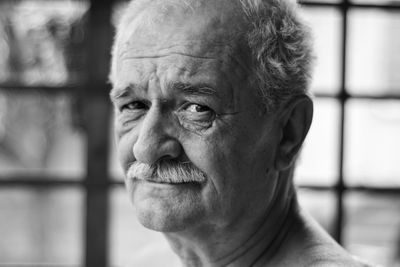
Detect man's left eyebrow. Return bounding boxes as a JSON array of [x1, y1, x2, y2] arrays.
[[170, 82, 220, 98]]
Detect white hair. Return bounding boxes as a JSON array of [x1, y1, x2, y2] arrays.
[[110, 0, 314, 111], [239, 0, 314, 111]]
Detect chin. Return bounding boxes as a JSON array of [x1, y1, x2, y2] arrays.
[[135, 205, 203, 232], [127, 180, 206, 232]]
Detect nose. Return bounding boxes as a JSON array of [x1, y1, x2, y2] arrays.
[[133, 106, 182, 165]]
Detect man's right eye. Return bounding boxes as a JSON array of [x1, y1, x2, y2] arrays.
[[120, 101, 148, 112]]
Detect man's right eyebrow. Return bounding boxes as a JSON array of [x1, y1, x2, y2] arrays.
[[109, 84, 141, 101]]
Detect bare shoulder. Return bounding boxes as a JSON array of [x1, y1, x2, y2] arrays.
[[295, 243, 377, 267], [306, 257, 380, 267], [285, 210, 381, 267]]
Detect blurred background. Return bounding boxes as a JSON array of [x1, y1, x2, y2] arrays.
[[0, 0, 399, 266]]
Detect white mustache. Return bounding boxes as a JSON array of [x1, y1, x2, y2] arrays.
[[127, 160, 207, 184]]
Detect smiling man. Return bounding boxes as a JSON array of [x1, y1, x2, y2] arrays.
[[109, 0, 374, 266]]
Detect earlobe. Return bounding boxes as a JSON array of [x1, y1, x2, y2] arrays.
[[274, 95, 313, 170]]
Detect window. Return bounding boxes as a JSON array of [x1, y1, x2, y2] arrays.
[[1, 0, 399, 266]]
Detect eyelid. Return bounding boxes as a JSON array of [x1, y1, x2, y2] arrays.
[[178, 102, 216, 121], [184, 103, 211, 113], [119, 100, 149, 112]]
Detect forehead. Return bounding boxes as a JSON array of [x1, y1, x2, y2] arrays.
[[119, 0, 246, 44], [114, 54, 233, 94], [112, 0, 250, 80]]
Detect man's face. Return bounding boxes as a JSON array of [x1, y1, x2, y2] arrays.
[[111, 1, 282, 232]]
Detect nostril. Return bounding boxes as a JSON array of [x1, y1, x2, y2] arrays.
[[133, 136, 182, 165], [163, 138, 183, 159]]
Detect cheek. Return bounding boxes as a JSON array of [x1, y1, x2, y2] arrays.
[[180, 129, 237, 193], [182, 136, 250, 221], [194, 123, 270, 189]]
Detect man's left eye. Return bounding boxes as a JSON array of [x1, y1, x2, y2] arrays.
[[180, 103, 216, 123], [185, 103, 212, 113], [177, 103, 216, 130]]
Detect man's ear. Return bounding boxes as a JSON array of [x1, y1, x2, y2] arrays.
[[274, 95, 313, 170]]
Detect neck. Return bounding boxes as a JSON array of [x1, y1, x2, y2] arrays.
[[164, 168, 299, 267]]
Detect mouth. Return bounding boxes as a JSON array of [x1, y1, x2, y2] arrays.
[[131, 176, 204, 186], [126, 175, 206, 191]]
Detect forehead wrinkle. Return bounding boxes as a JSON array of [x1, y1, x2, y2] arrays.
[[115, 46, 219, 82], [116, 18, 250, 65], [120, 53, 216, 61], [117, 49, 251, 80], [118, 41, 231, 60]]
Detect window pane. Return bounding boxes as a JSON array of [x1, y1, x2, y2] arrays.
[[0, 187, 83, 265], [109, 187, 180, 267], [344, 100, 400, 187], [295, 99, 340, 186], [297, 189, 336, 236], [347, 9, 400, 95], [300, 7, 341, 94], [0, 0, 88, 86], [0, 91, 86, 179], [344, 192, 400, 267]]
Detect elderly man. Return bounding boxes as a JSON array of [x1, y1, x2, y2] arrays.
[[109, 0, 373, 266]]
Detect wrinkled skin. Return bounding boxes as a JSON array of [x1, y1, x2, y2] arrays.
[[111, 0, 280, 234], [110, 0, 374, 266]]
